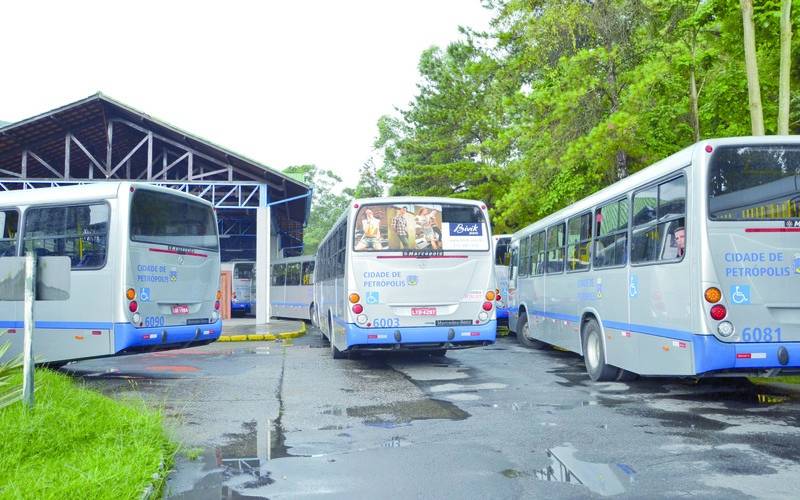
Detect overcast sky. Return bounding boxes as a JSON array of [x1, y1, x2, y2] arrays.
[[0, 1, 492, 190]]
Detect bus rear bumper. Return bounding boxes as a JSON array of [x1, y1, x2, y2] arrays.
[[113, 320, 223, 353], [694, 335, 800, 375], [344, 321, 497, 351]]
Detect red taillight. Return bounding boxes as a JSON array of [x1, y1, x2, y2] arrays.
[[496, 294, 502, 301], [705, 144, 713, 153], [214, 301, 221, 310], [233, 292, 237, 299], [482, 301, 493, 311], [710, 304, 727, 320], [129, 301, 138, 313], [352, 304, 363, 314]]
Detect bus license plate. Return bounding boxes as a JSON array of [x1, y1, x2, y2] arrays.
[[172, 304, 190, 315], [411, 307, 437, 316]]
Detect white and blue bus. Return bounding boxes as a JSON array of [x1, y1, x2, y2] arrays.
[[223, 260, 256, 316], [493, 234, 511, 323], [0, 182, 222, 364], [270, 255, 315, 321], [508, 136, 800, 380], [314, 197, 497, 358]]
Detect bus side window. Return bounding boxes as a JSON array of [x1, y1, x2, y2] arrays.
[[271, 264, 286, 286], [594, 199, 628, 268], [632, 175, 686, 264], [0, 209, 19, 257], [302, 261, 315, 285], [23, 203, 109, 269], [509, 246, 518, 284]]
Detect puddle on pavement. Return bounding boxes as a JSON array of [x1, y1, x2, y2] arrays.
[[530, 443, 636, 497], [343, 399, 470, 426]]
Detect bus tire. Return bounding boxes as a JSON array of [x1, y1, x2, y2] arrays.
[[582, 319, 618, 382], [309, 304, 317, 328], [329, 315, 347, 359], [517, 314, 547, 350]]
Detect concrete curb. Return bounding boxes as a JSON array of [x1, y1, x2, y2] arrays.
[[218, 322, 307, 342]]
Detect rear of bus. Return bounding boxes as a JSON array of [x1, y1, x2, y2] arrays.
[[493, 235, 511, 322], [701, 139, 800, 375], [341, 198, 497, 353], [118, 185, 222, 352], [231, 261, 255, 316]]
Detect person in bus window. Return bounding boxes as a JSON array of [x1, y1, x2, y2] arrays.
[[391, 206, 411, 249], [674, 226, 685, 258], [355, 209, 383, 250]]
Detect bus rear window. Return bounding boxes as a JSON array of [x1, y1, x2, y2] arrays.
[[353, 203, 489, 252], [708, 145, 800, 220], [130, 190, 218, 251]]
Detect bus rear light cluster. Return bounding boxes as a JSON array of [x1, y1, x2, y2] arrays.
[[482, 301, 493, 311], [352, 303, 363, 314], [214, 301, 221, 310], [710, 304, 727, 321]]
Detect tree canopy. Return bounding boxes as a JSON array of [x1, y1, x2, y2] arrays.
[[374, 0, 799, 233]]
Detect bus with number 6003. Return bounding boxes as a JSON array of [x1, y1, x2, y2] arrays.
[[314, 197, 497, 359], [508, 136, 800, 380], [0, 182, 222, 365]]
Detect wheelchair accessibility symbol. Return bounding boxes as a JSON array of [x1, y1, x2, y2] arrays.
[[366, 291, 380, 305], [730, 285, 750, 305]]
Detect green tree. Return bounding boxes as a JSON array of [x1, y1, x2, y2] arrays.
[[283, 165, 352, 255], [353, 158, 384, 198]]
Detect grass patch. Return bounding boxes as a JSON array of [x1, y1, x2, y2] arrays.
[[751, 375, 800, 385], [0, 369, 175, 499]]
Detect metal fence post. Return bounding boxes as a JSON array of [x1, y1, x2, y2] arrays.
[[22, 252, 36, 409]]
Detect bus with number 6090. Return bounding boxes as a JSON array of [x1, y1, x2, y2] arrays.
[[508, 136, 800, 380], [0, 182, 222, 365], [314, 197, 497, 359]]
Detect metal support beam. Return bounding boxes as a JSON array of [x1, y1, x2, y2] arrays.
[[256, 184, 271, 324]]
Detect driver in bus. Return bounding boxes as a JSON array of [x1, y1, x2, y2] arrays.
[[674, 226, 685, 257], [355, 209, 383, 250]]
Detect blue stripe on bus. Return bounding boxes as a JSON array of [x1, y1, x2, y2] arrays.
[[342, 321, 497, 346], [526, 310, 800, 374], [270, 302, 308, 308], [0, 321, 114, 330], [112, 320, 222, 352]]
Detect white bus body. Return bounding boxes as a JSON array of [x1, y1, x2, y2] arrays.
[[0, 182, 222, 364], [508, 136, 800, 380], [271, 255, 315, 320], [223, 260, 256, 316], [314, 197, 497, 358]]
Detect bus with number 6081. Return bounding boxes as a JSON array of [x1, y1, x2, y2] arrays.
[[0, 182, 222, 365], [314, 197, 497, 359], [508, 136, 800, 380]]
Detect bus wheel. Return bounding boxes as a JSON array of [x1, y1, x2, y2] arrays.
[[329, 316, 347, 359], [582, 319, 618, 382], [309, 304, 317, 328], [517, 315, 547, 350]]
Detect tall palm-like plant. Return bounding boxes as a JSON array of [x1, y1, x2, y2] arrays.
[[0, 332, 24, 409]]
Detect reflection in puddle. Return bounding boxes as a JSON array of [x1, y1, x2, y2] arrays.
[[534, 444, 636, 497], [346, 399, 470, 425]]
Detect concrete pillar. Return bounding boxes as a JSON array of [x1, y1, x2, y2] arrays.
[[256, 185, 271, 324]]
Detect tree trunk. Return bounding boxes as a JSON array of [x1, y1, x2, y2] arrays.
[[778, 0, 792, 135], [689, 37, 701, 142], [740, 0, 765, 135]]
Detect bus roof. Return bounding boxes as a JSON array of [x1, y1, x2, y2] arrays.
[[352, 196, 486, 207], [512, 136, 800, 240], [0, 182, 214, 209]]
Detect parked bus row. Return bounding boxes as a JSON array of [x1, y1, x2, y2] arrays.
[[0, 182, 222, 365]]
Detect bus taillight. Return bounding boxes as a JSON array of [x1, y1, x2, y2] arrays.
[[485, 291, 496, 301], [126, 288, 136, 300], [216, 290, 222, 300], [349, 293, 360, 304], [214, 301, 220, 310], [129, 300, 139, 313], [710, 304, 727, 321], [482, 301, 493, 311], [704, 287, 721, 303], [352, 303, 363, 314]]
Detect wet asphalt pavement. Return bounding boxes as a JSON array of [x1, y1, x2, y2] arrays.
[[63, 328, 800, 499]]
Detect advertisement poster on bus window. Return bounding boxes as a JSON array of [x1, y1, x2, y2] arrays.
[[353, 203, 488, 252]]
